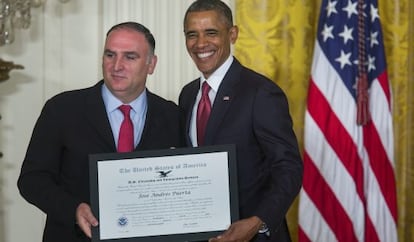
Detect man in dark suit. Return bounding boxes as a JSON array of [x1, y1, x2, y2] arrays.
[[179, 1, 303, 241], [17, 22, 183, 242]]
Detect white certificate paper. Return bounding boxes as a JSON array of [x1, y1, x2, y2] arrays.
[[89, 145, 238, 242]]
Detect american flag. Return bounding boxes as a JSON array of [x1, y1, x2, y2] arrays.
[[298, 0, 398, 241]]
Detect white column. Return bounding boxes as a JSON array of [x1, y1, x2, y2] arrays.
[[0, 1, 235, 241]]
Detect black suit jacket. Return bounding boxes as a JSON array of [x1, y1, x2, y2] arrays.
[[179, 58, 303, 242], [17, 81, 184, 242]]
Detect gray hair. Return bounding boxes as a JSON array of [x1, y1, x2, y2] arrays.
[[183, 0, 234, 29], [106, 21, 156, 56]]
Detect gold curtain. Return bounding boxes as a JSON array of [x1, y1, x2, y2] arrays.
[[234, 0, 414, 241]]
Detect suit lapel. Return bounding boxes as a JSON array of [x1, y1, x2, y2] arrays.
[[204, 59, 243, 145], [84, 81, 116, 150], [184, 80, 201, 145], [139, 90, 158, 149]]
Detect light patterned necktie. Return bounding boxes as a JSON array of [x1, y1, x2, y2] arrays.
[[197, 82, 211, 146], [117, 105, 134, 152]]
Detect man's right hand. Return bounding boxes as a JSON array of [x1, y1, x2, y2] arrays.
[[76, 202, 99, 238], [208, 216, 263, 242]]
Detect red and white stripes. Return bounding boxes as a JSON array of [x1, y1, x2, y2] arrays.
[[298, 41, 397, 242]]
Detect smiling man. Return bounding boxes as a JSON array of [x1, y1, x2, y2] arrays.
[[179, 1, 303, 241], [17, 22, 184, 242]]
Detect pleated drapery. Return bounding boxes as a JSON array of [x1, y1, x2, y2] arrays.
[[234, 0, 414, 241]]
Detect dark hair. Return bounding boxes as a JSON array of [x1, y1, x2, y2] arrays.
[[184, 0, 233, 29], [106, 22, 155, 55]]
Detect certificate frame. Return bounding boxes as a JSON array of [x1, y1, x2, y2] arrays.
[[89, 144, 238, 242]]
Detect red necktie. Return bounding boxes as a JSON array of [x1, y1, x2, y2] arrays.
[[197, 82, 211, 146], [118, 105, 134, 152]]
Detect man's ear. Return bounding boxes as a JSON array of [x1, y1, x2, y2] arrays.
[[229, 25, 239, 44], [147, 55, 157, 75]]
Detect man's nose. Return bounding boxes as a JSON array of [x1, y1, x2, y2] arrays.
[[113, 57, 124, 71], [195, 35, 209, 48]]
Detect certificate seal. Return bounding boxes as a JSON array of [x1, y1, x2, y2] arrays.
[[117, 216, 128, 227]]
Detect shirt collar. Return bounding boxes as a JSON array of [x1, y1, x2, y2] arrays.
[[101, 83, 147, 113], [200, 55, 233, 92]]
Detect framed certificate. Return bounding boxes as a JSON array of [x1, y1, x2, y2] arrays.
[[89, 144, 239, 242]]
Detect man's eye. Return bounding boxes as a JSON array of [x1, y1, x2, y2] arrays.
[[126, 55, 137, 60], [206, 31, 217, 36], [105, 52, 114, 58], [186, 33, 197, 39]]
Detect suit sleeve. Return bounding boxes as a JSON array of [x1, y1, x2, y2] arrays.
[[17, 99, 82, 226], [252, 82, 303, 232]]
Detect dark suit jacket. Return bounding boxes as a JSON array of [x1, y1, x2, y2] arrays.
[[179, 58, 303, 242], [17, 81, 184, 242]]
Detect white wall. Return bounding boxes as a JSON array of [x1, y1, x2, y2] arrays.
[[0, 0, 234, 241]]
